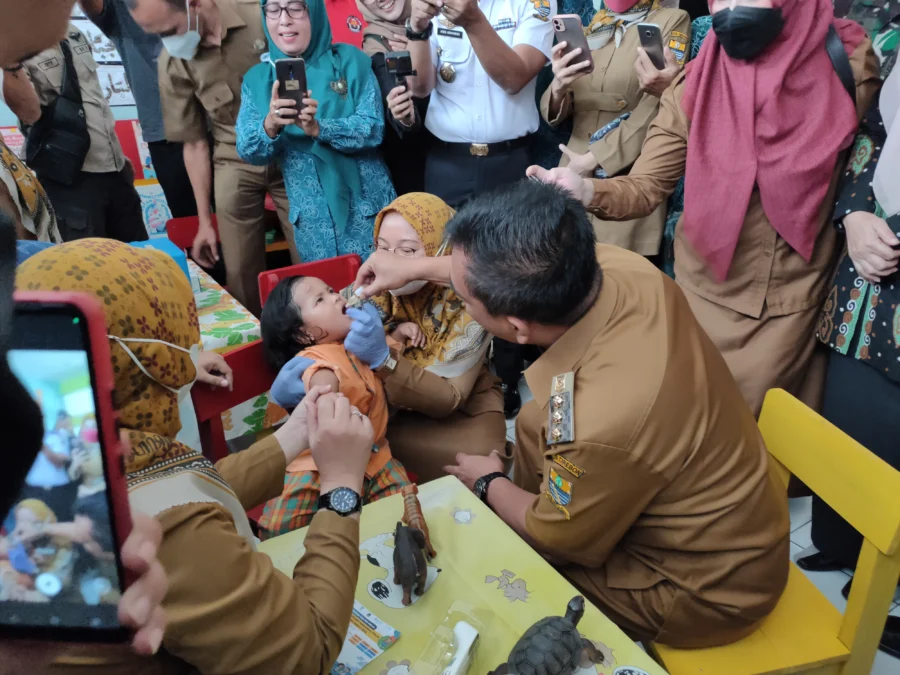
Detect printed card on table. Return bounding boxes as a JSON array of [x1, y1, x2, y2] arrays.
[[329, 601, 400, 675], [134, 179, 172, 238]]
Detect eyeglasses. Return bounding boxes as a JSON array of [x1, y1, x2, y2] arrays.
[[263, 1, 308, 19], [377, 245, 420, 257]]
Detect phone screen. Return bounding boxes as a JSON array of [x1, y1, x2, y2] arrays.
[[0, 304, 125, 638]]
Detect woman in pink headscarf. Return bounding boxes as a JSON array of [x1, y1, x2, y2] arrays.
[[529, 0, 880, 417]]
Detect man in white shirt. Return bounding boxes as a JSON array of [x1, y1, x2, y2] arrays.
[[404, 0, 555, 416], [20, 410, 78, 521]]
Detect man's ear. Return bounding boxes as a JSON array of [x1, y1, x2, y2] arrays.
[[506, 317, 532, 345]]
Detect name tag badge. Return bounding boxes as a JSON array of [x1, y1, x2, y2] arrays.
[[492, 18, 516, 30], [437, 27, 463, 38], [73, 44, 91, 56], [39, 57, 60, 71]]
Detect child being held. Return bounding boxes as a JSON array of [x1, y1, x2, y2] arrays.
[[259, 275, 410, 539]]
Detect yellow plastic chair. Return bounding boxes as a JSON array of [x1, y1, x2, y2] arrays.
[[649, 388, 900, 675]]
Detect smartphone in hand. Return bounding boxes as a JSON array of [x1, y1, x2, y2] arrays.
[[637, 23, 666, 70], [275, 57, 307, 110], [0, 292, 132, 643], [553, 15, 595, 75]]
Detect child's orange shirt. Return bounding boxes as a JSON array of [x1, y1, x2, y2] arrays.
[[286, 342, 392, 478]]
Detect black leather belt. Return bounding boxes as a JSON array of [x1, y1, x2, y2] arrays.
[[434, 134, 533, 157]]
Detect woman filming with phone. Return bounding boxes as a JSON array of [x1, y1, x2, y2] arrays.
[[238, 0, 396, 264], [542, 0, 690, 258]]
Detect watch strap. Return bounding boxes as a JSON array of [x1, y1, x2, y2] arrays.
[[317, 487, 362, 516], [405, 18, 433, 41], [475, 471, 507, 503]]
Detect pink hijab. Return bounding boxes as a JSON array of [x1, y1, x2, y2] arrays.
[[681, 0, 866, 282]]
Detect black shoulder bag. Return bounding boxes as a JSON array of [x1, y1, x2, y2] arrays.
[[25, 41, 92, 187], [826, 24, 857, 108]]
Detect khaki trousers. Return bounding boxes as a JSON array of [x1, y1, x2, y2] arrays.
[[214, 159, 297, 317]]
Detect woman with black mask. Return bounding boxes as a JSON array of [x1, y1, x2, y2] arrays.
[[530, 0, 880, 419]]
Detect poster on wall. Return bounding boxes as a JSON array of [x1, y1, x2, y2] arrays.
[[69, 8, 135, 107]]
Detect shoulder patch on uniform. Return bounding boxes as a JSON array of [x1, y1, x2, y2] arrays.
[[547, 372, 574, 446], [552, 454, 585, 478], [548, 467, 573, 507], [73, 44, 91, 56], [544, 490, 571, 519], [39, 57, 60, 71], [668, 30, 688, 65], [530, 0, 551, 22]]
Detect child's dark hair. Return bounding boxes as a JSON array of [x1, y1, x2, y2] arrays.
[[261, 276, 318, 372]]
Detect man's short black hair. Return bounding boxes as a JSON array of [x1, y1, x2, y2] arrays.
[[446, 180, 600, 326]]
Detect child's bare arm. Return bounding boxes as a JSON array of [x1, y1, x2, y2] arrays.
[[390, 322, 426, 348], [309, 368, 340, 394]]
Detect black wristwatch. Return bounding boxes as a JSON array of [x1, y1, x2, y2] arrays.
[[318, 487, 362, 516], [405, 18, 433, 41], [473, 471, 507, 504]]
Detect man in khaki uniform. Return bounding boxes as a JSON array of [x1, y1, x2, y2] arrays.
[[127, 0, 299, 316], [355, 181, 790, 648], [9, 24, 147, 243]]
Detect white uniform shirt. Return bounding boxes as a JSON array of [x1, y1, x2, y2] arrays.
[[26, 430, 72, 488], [425, 0, 556, 144]]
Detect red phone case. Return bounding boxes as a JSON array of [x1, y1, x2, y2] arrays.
[[12, 291, 134, 584]]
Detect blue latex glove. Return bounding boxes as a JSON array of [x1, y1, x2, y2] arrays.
[[344, 303, 390, 369], [9, 541, 38, 575], [270, 356, 315, 408]]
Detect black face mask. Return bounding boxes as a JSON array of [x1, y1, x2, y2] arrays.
[[712, 6, 785, 61]]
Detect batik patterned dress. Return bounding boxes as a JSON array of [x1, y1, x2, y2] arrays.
[[816, 101, 900, 383], [236, 70, 396, 262]]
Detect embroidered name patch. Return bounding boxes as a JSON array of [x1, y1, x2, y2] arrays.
[[552, 454, 585, 478], [668, 30, 688, 65], [39, 57, 60, 71], [438, 27, 463, 38], [73, 44, 91, 56]]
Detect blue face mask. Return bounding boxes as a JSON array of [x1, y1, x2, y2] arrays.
[[162, 0, 202, 60]]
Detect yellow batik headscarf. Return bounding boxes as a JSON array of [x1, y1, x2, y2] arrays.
[[368, 193, 490, 378], [16, 240, 255, 545], [0, 140, 60, 242], [585, 0, 660, 51]]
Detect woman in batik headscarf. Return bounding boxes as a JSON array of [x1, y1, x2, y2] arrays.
[[541, 0, 690, 256], [272, 193, 507, 481], [17, 239, 365, 674]]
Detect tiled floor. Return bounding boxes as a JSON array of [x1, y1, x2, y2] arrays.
[[507, 378, 899, 674]]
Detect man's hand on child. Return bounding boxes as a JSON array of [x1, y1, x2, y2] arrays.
[[309, 393, 373, 497], [270, 355, 316, 408], [391, 322, 426, 348], [275, 384, 332, 464], [345, 303, 390, 369]]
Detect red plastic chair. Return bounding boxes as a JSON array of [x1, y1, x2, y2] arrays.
[[166, 215, 220, 252], [258, 253, 362, 308]]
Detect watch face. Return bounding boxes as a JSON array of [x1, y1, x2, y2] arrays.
[[329, 487, 360, 514], [473, 477, 486, 500]]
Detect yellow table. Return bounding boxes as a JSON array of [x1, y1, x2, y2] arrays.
[[259, 476, 667, 675]]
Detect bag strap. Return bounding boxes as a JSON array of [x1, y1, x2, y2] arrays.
[[826, 24, 856, 108], [57, 40, 84, 106]]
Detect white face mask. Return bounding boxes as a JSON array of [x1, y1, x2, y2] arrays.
[[389, 279, 429, 297], [162, 0, 202, 60], [108, 336, 200, 403]]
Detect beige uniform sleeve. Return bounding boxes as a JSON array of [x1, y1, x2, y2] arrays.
[[540, 87, 574, 127], [586, 74, 688, 222], [156, 504, 359, 675], [157, 53, 207, 144], [382, 357, 484, 418], [525, 442, 667, 568], [589, 11, 692, 176], [214, 435, 287, 511]]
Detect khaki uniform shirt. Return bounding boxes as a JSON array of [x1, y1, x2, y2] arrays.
[[51, 437, 359, 675], [541, 9, 690, 255], [23, 24, 125, 174], [158, 0, 269, 162], [515, 246, 790, 631], [586, 38, 881, 319]]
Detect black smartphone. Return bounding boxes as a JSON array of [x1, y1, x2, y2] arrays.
[[275, 57, 307, 110], [637, 23, 666, 70], [0, 293, 132, 643]]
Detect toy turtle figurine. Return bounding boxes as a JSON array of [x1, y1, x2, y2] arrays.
[[489, 596, 602, 675]]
